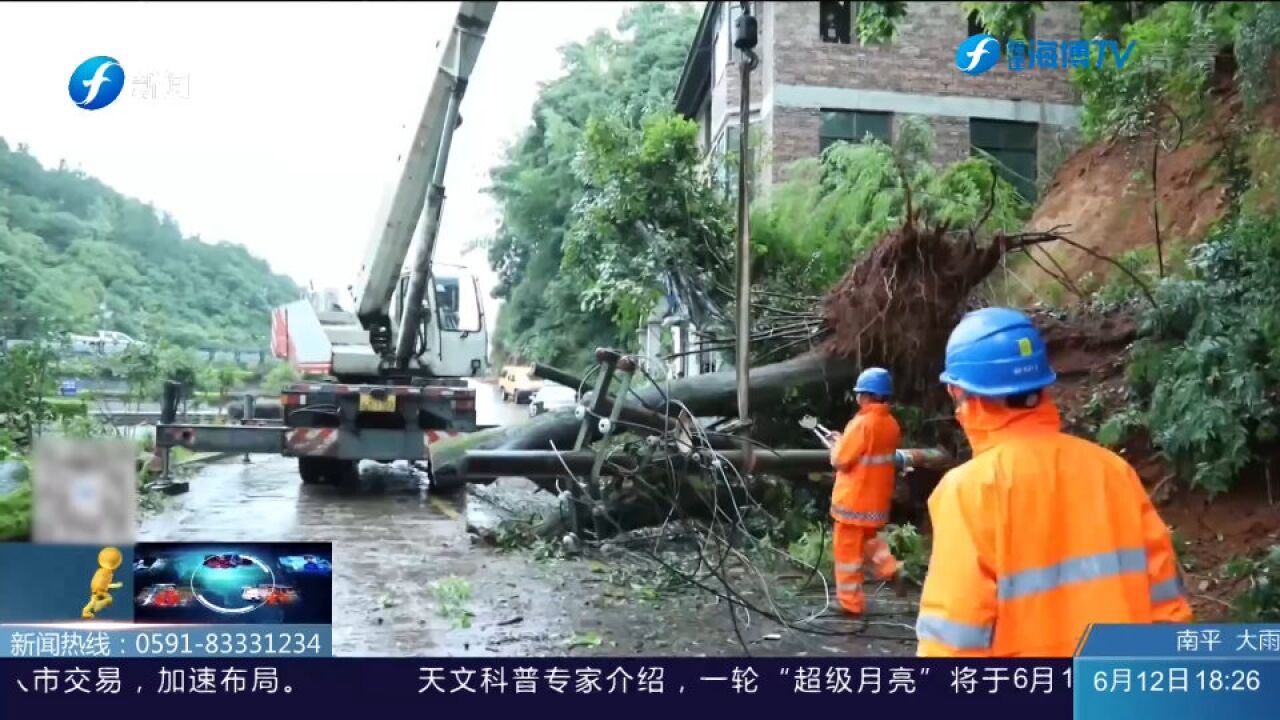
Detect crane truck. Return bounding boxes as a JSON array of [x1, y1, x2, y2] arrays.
[[155, 1, 498, 488]]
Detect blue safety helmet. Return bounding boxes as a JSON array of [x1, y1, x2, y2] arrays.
[[939, 307, 1056, 397], [853, 367, 893, 398]]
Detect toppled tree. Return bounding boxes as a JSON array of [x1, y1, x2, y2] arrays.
[[441, 119, 1081, 504]]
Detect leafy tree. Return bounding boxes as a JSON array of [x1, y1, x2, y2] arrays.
[[0, 140, 298, 350], [214, 364, 251, 405], [752, 117, 1030, 300], [0, 342, 59, 447], [261, 362, 300, 394], [961, 1, 1043, 39], [486, 3, 701, 369], [117, 343, 163, 410], [563, 112, 735, 332]]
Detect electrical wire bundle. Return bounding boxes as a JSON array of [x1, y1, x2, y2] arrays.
[[555, 352, 920, 656]]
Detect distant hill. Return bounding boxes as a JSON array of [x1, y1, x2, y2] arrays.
[[0, 139, 299, 349]]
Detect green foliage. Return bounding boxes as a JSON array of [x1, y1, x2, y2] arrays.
[[1073, 3, 1274, 142], [1241, 129, 1280, 217], [563, 112, 734, 331], [260, 362, 300, 395], [1222, 546, 1280, 621], [1236, 3, 1280, 110], [1081, 2, 1166, 39], [1093, 246, 1165, 307], [1126, 211, 1280, 494], [0, 342, 59, 448], [487, 3, 700, 369], [884, 523, 930, 584], [787, 523, 834, 581], [962, 2, 1043, 39], [1073, 3, 1211, 141], [0, 483, 32, 541], [1096, 406, 1146, 448], [214, 365, 252, 401], [0, 139, 297, 348], [855, 2, 909, 44], [752, 118, 1031, 301], [117, 343, 164, 409]]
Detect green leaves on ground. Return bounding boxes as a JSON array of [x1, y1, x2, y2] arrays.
[[1222, 546, 1280, 621], [431, 576, 475, 629], [884, 523, 930, 585]]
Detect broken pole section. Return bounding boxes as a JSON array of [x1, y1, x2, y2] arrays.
[[459, 447, 954, 479]]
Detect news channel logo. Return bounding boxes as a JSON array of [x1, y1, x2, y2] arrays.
[[955, 34, 1146, 76], [68, 55, 192, 110], [69, 56, 125, 110]]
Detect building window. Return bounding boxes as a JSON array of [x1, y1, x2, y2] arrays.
[[820, 1, 853, 44], [820, 110, 892, 151], [970, 118, 1038, 200], [700, 97, 712, 151], [723, 125, 741, 193], [966, 9, 1034, 41]]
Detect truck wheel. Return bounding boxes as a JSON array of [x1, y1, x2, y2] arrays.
[[298, 458, 326, 485], [298, 458, 358, 486], [329, 459, 359, 488]]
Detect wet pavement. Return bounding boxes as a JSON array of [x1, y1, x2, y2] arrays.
[[137, 379, 919, 657]]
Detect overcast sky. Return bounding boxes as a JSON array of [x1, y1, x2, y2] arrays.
[[0, 1, 632, 323]]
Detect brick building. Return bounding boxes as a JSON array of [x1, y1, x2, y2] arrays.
[[673, 1, 1084, 200]]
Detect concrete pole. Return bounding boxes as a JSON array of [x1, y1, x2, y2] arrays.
[[734, 2, 757, 433]]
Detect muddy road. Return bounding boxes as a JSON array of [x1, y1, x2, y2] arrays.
[[138, 381, 919, 656]]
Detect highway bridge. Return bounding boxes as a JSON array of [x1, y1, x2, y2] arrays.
[[2, 339, 271, 367]]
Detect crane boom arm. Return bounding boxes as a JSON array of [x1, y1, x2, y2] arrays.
[[353, 1, 497, 364]]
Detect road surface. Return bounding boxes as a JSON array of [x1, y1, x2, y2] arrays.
[[137, 380, 918, 656]]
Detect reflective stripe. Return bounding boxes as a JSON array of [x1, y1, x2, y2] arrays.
[[859, 453, 896, 466], [831, 506, 889, 524], [1150, 576, 1184, 604], [835, 562, 864, 573], [837, 583, 863, 593], [997, 548, 1148, 602], [916, 614, 993, 651]]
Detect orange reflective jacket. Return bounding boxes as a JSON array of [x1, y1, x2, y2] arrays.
[[916, 396, 1193, 657], [830, 403, 901, 527]]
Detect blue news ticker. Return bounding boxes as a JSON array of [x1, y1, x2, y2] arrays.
[[0, 624, 332, 658], [1075, 624, 1280, 720]]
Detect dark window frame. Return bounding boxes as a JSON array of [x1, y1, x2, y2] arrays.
[[969, 118, 1039, 201], [819, 109, 893, 152], [820, 0, 854, 45]]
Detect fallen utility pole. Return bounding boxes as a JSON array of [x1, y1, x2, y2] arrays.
[[453, 447, 953, 481]]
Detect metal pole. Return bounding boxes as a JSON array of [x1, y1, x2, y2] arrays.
[[734, 2, 754, 431]]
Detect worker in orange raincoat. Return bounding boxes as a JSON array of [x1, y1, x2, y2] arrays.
[[917, 307, 1193, 657], [828, 367, 902, 615]]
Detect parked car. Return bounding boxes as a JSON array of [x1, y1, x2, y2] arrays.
[[528, 383, 578, 417], [499, 365, 543, 404]]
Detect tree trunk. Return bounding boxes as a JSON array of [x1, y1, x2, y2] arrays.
[[431, 352, 858, 489]]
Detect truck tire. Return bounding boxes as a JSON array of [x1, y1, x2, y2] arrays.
[[298, 458, 326, 485], [298, 458, 359, 487]]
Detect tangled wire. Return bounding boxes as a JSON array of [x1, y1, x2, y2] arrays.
[[542, 352, 923, 656]]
